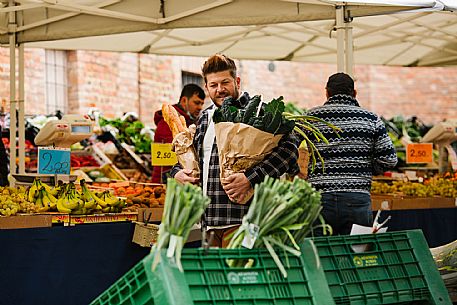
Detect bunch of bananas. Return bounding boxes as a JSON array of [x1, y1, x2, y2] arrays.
[[79, 179, 125, 214], [25, 178, 125, 215]]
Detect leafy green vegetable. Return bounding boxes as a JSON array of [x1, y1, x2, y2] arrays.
[[284, 102, 306, 116], [213, 95, 295, 135], [99, 116, 152, 153]]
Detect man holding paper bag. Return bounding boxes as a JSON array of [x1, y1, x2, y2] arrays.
[[171, 54, 300, 247]]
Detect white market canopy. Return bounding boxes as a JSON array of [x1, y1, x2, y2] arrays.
[[0, 0, 445, 176], [28, 9, 457, 67], [0, 0, 439, 43]]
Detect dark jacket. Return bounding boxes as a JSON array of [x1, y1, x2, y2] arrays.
[[151, 104, 193, 183]]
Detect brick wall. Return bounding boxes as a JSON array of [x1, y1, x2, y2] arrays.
[[138, 54, 180, 127], [0, 48, 456, 127], [0, 48, 46, 115]]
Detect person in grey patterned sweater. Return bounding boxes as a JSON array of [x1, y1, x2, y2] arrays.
[[307, 73, 397, 236]]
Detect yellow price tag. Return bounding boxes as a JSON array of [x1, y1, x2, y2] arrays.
[[406, 143, 433, 163], [151, 143, 178, 166]]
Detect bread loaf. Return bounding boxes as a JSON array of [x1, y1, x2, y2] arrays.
[[162, 104, 187, 138]]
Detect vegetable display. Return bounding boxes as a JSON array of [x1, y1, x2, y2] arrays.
[[99, 117, 153, 153], [227, 176, 328, 277], [151, 179, 210, 272]]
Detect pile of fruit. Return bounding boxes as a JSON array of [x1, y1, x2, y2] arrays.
[[25, 178, 126, 214], [124, 185, 166, 209], [0, 186, 38, 216], [71, 154, 100, 168], [372, 173, 457, 198]]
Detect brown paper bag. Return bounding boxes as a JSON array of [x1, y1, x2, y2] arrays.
[[172, 124, 199, 178], [215, 122, 283, 204]]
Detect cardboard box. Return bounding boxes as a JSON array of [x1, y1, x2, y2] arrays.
[[137, 208, 164, 222], [0, 214, 52, 229], [132, 222, 159, 247], [371, 194, 395, 211], [392, 196, 456, 210]]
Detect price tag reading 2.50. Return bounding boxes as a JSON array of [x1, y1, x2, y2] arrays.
[[406, 143, 433, 164], [151, 143, 177, 166], [38, 147, 71, 175]]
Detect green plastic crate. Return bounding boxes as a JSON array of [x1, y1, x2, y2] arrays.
[[91, 241, 334, 305], [310, 230, 452, 305]]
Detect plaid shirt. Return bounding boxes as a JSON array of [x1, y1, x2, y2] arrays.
[[172, 92, 300, 226]]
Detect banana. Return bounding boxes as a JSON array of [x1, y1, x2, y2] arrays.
[[102, 206, 112, 213], [60, 193, 79, 210], [90, 192, 109, 208], [35, 191, 44, 208], [56, 197, 72, 213], [27, 179, 39, 202], [79, 179, 108, 208], [41, 181, 59, 197], [71, 207, 87, 215], [102, 191, 120, 207]]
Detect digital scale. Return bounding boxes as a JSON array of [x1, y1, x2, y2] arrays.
[[420, 120, 457, 173], [34, 114, 94, 148], [12, 115, 93, 186]]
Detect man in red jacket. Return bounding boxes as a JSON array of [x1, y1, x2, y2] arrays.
[[151, 83, 205, 183]]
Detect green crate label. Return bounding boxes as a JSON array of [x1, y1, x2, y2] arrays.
[[227, 271, 260, 284], [353, 255, 380, 267]]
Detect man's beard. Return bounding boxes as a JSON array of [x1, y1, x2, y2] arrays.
[[211, 86, 239, 107]]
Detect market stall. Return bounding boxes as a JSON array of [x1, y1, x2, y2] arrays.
[[0, 1, 456, 305]]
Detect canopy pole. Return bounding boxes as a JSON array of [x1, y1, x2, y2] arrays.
[[345, 11, 354, 77], [335, 5, 345, 73], [18, 43, 25, 174], [8, 0, 17, 179]]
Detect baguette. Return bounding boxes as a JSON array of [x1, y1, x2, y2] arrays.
[[162, 104, 187, 138]]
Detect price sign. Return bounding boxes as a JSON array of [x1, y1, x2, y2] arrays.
[[38, 147, 71, 175], [151, 143, 177, 166], [406, 143, 433, 164]]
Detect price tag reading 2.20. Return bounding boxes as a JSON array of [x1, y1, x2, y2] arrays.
[[151, 143, 177, 166], [406, 143, 433, 164], [38, 147, 71, 175]]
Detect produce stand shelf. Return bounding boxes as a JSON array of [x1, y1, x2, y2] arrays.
[[1, 212, 138, 229], [372, 195, 456, 210], [52, 212, 137, 225]]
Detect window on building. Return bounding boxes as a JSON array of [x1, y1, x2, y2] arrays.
[[45, 50, 68, 114], [181, 71, 203, 88]]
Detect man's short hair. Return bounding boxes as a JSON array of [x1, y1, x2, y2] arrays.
[[180, 83, 205, 100], [326, 72, 355, 97], [201, 54, 237, 83]]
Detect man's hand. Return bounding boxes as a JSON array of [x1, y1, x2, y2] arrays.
[[174, 169, 199, 184], [221, 173, 252, 203]]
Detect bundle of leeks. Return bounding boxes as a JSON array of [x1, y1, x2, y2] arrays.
[[151, 178, 210, 272], [227, 176, 330, 277]]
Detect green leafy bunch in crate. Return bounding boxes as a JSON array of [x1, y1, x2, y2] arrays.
[[227, 175, 330, 277]]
